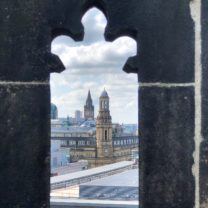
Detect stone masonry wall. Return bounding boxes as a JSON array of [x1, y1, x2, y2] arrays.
[[201, 0, 208, 207], [0, 0, 207, 208]]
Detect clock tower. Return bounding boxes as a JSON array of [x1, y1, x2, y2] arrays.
[[96, 89, 113, 162]]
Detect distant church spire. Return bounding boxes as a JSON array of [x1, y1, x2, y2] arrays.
[[84, 90, 94, 120], [86, 90, 92, 103]]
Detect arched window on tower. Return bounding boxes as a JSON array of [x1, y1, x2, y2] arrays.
[[105, 130, 107, 141], [102, 100, 105, 109], [104, 101, 108, 109]]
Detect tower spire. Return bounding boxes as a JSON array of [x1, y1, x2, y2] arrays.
[[87, 89, 92, 101], [84, 89, 94, 120]]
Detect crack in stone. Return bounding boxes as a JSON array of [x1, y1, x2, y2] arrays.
[[0, 81, 49, 86]]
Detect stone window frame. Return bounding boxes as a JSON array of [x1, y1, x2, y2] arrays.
[[1, 1, 205, 207]]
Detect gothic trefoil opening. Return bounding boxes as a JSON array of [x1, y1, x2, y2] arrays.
[[50, 8, 139, 204]]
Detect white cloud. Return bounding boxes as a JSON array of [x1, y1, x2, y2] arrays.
[[52, 37, 136, 75]]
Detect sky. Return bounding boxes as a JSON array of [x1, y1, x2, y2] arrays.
[[50, 8, 138, 124]]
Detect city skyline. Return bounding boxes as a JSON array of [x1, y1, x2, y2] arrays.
[[50, 8, 138, 124]]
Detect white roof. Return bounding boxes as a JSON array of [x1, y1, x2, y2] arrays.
[[51, 161, 134, 184], [51, 126, 96, 134], [80, 169, 138, 187]]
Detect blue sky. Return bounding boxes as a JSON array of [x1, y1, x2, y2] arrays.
[[50, 8, 138, 124]]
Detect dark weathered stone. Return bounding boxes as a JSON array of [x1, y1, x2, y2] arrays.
[[0, 1, 89, 207], [100, 1, 195, 207], [102, 0, 194, 83], [0, 0, 87, 82], [139, 86, 195, 208], [0, 0, 198, 207], [201, 0, 208, 207], [0, 85, 50, 208]]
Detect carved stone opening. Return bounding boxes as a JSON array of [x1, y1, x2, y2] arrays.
[[50, 6, 138, 203]]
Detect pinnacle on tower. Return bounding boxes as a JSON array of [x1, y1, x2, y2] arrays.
[[100, 88, 109, 98], [84, 89, 94, 120], [87, 90, 92, 101]]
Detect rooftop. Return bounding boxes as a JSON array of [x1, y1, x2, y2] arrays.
[[81, 169, 138, 187], [51, 126, 96, 134], [51, 161, 134, 185]]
